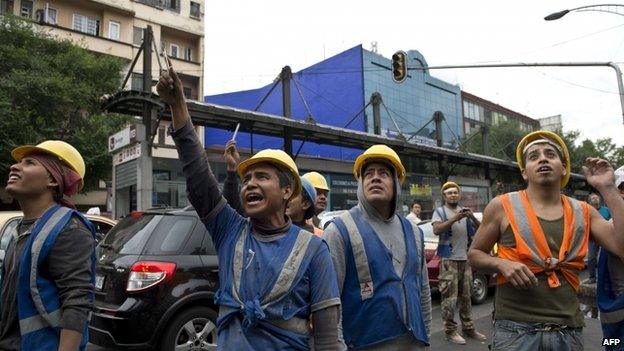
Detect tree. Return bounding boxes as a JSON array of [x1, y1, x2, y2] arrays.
[[0, 15, 131, 190], [461, 120, 525, 161]]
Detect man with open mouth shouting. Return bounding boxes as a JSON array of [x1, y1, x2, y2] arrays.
[[469, 130, 624, 351], [157, 64, 340, 350]]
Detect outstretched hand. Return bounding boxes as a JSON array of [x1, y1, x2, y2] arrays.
[[224, 140, 240, 172], [156, 61, 185, 106], [583, 157, 616, 190]]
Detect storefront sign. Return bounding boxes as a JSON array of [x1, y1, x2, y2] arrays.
[[113, 143, 141, 166], [409, 184, 432, 197], [109, 125, 138, 152]]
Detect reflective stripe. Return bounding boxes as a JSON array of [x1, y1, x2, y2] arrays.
[[29, 206, 71, 328], [267, 316, 311, 335], [601, 308, 624, 324], [340, 211, 374, 300], [232, 223, 249, 304], [500, 191, 589, 290], [566, 198, 587, 260], [232, 224, 314, 307], [19, 308, 61, 334], [503, 192, 543, 265], [219, 305, 311, 335], [263, 230, 313, 306]]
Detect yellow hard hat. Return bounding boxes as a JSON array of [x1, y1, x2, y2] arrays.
[[515, 130, 571, 188], [442, 181, 460, 193], [353, 144, 406, 184], [12, 140, 85, 190], [237, 149, 301, 199], [301, 172, 329, 191]]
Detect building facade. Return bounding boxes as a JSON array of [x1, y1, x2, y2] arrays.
[[538, 114, 563, 131], [462, 91, 540, 135], [0, 0, 204, 215], [202, 46, 487, 217]]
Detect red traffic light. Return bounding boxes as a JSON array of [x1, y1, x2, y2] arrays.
[[392, 51, 407, 83]]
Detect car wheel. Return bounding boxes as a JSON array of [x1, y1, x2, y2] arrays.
[[160, 306, 218, 351], [471, 273, 488, 305]]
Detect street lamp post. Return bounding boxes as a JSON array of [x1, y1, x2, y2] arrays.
[[545, 4, 624, 21], [410, 62, 624, 125]]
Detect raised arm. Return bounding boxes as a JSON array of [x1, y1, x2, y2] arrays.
[[156, 66, 227, 223], [584, 158, 624, 259]]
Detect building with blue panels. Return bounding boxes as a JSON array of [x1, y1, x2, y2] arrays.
[[203, 45, 481, 216]]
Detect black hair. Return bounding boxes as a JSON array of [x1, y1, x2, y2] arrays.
[[411, 200, 420, 208], [274, 165, 294, 190]]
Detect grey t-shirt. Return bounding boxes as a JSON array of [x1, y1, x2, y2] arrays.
[[431, 206, 469, 261]]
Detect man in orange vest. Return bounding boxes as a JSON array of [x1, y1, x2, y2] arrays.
[[468, 130, 624, 351]]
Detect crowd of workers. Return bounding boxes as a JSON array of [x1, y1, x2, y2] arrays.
[[1, 63, 624, 351]]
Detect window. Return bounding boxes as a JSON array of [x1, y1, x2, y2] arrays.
[[133, 26, 143, 46], [131, 73, 143, 91], [0, 0, 13, 15], [170, 44, 179, 58], [160, 40, 166, 54], [190, 1, 201, 18], [164, 0, 180, 12], [183, 87, 192, 99], [20, 0, 32, 18], [45, 7, 57, 25], [73, 13, 99, 36], [184, 47, 192, 61], [108, 20, 120, 40]]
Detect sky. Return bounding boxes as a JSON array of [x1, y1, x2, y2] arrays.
[[203, 0, 624, 146]]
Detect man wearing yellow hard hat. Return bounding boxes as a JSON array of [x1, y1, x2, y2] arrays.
[[323, 144, 431, 349], [301, 172, 330, 228], [2, 140, 97, 351], [432, 181, 485, 345], [157, 65, 340, 350], [468, 130, 624, 350]]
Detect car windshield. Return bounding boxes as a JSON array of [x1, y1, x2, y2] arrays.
[[101, 215, 162, 254]]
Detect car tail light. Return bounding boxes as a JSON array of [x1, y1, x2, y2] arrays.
[[126, 261, 176, 292], [129, 211, 144, 218]]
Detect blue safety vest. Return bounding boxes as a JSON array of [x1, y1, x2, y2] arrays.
[[597, 249, 624, 350], [434, 206, 475, 258], [332, 207, 429, 349], [16, 205, 96, 351], [215, 224, 324, 350]]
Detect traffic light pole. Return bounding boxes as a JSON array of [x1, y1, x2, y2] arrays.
[[410, 61, 624, 125]]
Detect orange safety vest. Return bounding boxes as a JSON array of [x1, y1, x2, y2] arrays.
[[498, 190, 590, 291]]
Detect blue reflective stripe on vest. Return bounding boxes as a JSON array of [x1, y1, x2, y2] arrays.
[[219, 224, 318, 348], [17, 205, 96, 351], [335, 207, 428, 348], [598, 248, 624, 340]]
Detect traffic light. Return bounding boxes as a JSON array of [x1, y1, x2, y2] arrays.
[[392, 51, 407, 83]]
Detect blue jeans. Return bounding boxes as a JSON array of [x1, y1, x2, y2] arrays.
[[491, 320, 583, 351]]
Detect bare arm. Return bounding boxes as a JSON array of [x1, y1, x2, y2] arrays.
[[584, 158, 624, 259], [58, 329, 82, 351], [432, 210, 464, 235], [468, 197, 538, 289]]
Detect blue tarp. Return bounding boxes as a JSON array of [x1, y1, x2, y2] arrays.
[[204, 45, 367, 161]]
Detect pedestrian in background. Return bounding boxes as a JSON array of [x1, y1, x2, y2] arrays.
[[469, 131, 624, 351], [585, 192, 611, 284], [324, 144, 431, 350], [1, 141, 96, 351], [302, 171, 330, 228], [406, 200, 422, 224], [158, 64, 341, 350], [432, 181, 486, 345]]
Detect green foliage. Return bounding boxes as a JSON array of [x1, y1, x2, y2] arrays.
[[461, 120, 525, 161], [0, 15, 131, 190], [559, 129, 624, 173]]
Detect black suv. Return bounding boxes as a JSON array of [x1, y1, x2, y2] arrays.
[[88, 207, 219, 350]]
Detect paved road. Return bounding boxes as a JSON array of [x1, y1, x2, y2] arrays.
[[88, 291, 606, 350]]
